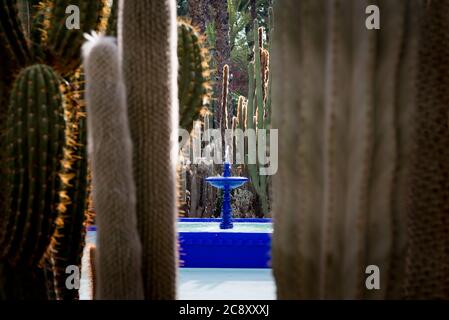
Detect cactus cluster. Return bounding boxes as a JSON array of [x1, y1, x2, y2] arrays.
[[0, 0, 115, 300], [82, 0, 206, 300], [234, 16, 273, 216]]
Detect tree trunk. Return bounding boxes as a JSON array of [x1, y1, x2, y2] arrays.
[[188, 0, 210, 33]]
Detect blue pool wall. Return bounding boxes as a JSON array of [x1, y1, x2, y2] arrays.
[[179, 218, 272, 268], [87, 218, 272, 269]]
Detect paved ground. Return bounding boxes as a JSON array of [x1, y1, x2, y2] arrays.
[[80, 230, 276, 300], [179, 268, 276, 300], [80, 251, 276, 300]]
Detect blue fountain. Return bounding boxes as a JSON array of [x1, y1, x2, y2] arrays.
[[86, 148, 271, 269], [205, 148, 248, 229]]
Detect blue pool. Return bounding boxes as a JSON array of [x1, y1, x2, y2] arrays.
[[87, 218, 272, 269]]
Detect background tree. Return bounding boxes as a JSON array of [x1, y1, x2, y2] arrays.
[[177, 0, 188, 16], [188, 0, 210, 32]]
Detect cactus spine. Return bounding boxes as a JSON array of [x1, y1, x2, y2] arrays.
[[271, 0, 422, 299], [119, 0, 178, 299], [83, 35, 144, 300]]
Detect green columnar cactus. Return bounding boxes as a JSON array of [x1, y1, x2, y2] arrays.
[[43, 0, 110, 75], [44, 70, 88, 300], [0, 64, 64, 299], [221, 64, 230, 131], [0, 0, 31, 69], [176, 20, 213, 217], [83, 35, 144, 300], [1, 64, 64, 265], [271, 0, 422, 299], [120, 0, 178, 299], [106, 0, 118, 37], [0, 0, 115, 300], [178, 20, 212, 133], [239, 19, 271, 216]]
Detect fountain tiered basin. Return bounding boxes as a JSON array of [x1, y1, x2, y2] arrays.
[[205, 176, 248, 189]]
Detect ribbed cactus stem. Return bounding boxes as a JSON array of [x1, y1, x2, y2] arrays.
[[45, 70, 88, 300], [45, 0, 111, 75], [0, 64, 64, 300], [0, 0, 31, 68], [222, 64, 230, 130], [178, 20, 212, 133], [272, 0, 421, 299], [0, 64, 64, 266], [246, 62, 255, 130], [119, 0, 178, 299], [237, 96, 247, 130], [83, 35, 144, 300], [106, 0, 118, 36], [243, 19, 270, 216]]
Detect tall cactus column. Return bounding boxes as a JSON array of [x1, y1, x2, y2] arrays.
[[119, 0, 178, 299], [0, 64, 65, 299], [83, 36, 144, 300], [272, 0, 421, 299]]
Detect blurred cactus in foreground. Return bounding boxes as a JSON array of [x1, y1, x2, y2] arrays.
[[83, 34, 144, 300], [272, 0, 449, 300], [119, 0, 178, 299]]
